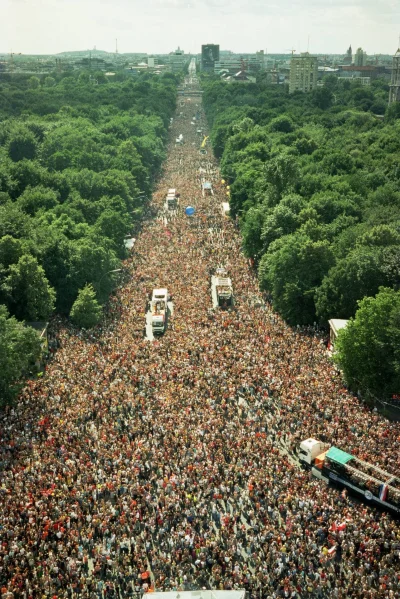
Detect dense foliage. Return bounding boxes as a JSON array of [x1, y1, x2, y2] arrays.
[[0, 71, 178, 313], [202, 77, 400, 327], [70, 283, 102, 328], [0, 70, 178, 397], [0, 306, 42, 403], [202, 77, 400, 402], [334, 288, 400, 401]]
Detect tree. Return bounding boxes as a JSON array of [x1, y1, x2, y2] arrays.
[[94, 208, 130, 258], [0, 235, 24, 268], [311, 87, 333, 110], [70, 284, 102, 328], [241, 206, 266, 260], [0, 202, 32, 238], [315, 227, 400, 322], [269, 115, 295, 133], [64, 237, 119, 310], [261, 202, 300, 250], [44, 76, 56, 88], [28, 76, 40, 90], [334, 288, 400, 401], [8, 129, 38, 162], [17, 185, 59, 216], [3, 255, 56, 321], [263, 153, 300, 201], [0, 305, 42, 403], [259, 233, 334, 325]]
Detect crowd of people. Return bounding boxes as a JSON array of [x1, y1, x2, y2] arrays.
[[1, 76, 400, 599]]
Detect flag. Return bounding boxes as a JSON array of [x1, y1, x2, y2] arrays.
[[328, 546, 336, 554], [337, 522, 346, 531], [379, 484, 388, 501]]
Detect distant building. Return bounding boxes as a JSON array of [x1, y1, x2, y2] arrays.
[[169, 47, 187, 73], [389, 47, 400, 104], [338, 75, 371, 86], [201, 44, 220, 72], [337, 64, 390, 80], [214, 54, 265, 76], [343, 44, 352, 64], [354, 47, 367, 67], [289, 53, 318, 93], [256, 50, 265, 70]]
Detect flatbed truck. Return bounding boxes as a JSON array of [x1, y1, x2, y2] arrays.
[[299, 438, 400, 516]]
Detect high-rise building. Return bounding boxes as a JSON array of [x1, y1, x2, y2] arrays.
[[354, 47, 367, 67], [343, 45, 352, 64], [289, 53, 318, 93], [389, 47, 400, 104], [169, 47, 187, 73], [256, 50, 265, 71], [201, 44, 220, 72]]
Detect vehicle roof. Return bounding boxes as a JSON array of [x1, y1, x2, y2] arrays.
[[326, 446, 353, 465], [216, 277, 232, 286], [300, 438, 322, 450], [152, 288, 168, 296]]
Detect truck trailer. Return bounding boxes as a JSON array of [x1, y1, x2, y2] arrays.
[[299, 438, 400, 516], [211, 268, 233, 308], [149, 288, 170, 334], [166, 188, 179, 210]]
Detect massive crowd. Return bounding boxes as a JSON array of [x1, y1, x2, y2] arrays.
[[1, 76, 400, 599]]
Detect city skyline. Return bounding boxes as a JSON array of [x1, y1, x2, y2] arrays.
[[3, 0, 400, 56]]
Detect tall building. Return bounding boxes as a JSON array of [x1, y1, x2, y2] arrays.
[[256, 50, 265, 70], [343, 45, 352, 64], [169, 47, 187, 73], [354, 47, 367, 67], [389, 47, 400, 104], [201, 44, 220, 73], [289, 53, 318, 93]]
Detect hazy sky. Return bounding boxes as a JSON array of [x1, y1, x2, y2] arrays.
[[3, 0, 400, 55]]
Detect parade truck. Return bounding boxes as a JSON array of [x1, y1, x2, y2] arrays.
[[166, 189, 179, 210], [202, 181, 213, 196], [299, 438, 400, 516], [211, 268, 233, 308], [150, 288, 170, 334]]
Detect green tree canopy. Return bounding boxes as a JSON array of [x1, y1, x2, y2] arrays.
[[2, 254, 56, 321], [0, 305, 42, 403], [8, 128, 38, 162], [70, 284, 102, 328], [259, 233, 334, 325], [334, 287, 400, 400], [17, 185, 60, 216]]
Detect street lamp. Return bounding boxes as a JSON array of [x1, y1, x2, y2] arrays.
[[97, 268, 122, 286]]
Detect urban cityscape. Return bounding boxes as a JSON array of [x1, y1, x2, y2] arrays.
[[1, 45, 399, 100], [1, 16, 400, 599]]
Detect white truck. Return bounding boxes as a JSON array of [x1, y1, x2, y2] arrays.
[[150, 288, 170, 334], [166, 188, 178, 210], [299, 438, 400, 516], [211, 268, 233, 308]]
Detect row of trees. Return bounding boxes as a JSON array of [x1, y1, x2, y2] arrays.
[[202, 76, 400, 401], [0, 70, 179, 400]]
